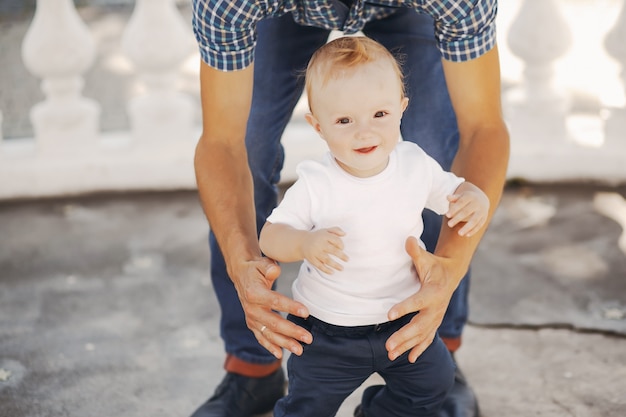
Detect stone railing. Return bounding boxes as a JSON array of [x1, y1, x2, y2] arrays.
[[502, 0, 626, 183], [0, 0, 625, 200]]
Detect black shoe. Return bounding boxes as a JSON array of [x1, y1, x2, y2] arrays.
[[437, 364, 480, 417], [189, 367, 286, 417]]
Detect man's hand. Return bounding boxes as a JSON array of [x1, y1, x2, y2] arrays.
[[385, 236, 461, 363], [231, 256, 313, 359]]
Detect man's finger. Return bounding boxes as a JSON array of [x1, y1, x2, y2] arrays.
[[250, 288, 310, 320], [263, 261, 281, 283], [388, 289, 424, 321], [405, 235, 424, 260], [255, 314, 311, 358], [407, 337, 435, 363], [386, 315, 438, 361]]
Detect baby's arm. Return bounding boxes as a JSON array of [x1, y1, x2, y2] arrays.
[[446, 182, 490, 237], [260, 222, 348, 274]]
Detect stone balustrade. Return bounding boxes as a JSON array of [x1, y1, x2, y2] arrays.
[[503, 0, 626, 183], [0, 0, 624, 200]]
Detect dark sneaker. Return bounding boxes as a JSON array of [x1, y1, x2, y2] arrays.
[[190, 367, 286, 417]]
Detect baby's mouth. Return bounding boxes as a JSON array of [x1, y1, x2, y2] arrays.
[[355, 146, 377, 154]]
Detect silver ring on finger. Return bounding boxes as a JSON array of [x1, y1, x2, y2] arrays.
[[260, 325, 267, 335]]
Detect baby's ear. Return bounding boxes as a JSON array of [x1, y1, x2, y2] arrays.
[[305, 113, 324, 138], [401, 97, 409, 113]]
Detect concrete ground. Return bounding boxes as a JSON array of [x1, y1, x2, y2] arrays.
[[1, 184, 625, 417]]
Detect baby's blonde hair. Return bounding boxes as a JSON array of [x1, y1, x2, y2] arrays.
[[305, 36, 406, 111]]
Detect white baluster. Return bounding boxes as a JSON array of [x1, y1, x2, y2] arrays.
[[121, 0, 195, 144], [604, 0, 626, 146], [21, 0, 100, 154], [505, 0, 573, 142]]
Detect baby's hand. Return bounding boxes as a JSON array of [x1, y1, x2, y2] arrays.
[[302, 227, 348, 274], [446, 185, 490, 237]]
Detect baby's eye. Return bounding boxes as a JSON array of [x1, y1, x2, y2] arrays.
[[336, 117, 351, 124], [374, 111, 387, 118]]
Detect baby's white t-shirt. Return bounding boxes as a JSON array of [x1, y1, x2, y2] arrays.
[[266, 141, 464, 326]]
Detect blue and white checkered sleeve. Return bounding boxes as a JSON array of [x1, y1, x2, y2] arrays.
[[434, 0, 498, 62], [192, 0, 261, 71]]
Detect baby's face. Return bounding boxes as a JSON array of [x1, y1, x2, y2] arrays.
[[306, 60, 408, 178]]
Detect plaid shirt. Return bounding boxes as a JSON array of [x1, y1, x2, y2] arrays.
[[193, 0, 497, 71]]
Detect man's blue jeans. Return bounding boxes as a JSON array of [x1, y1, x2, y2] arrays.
[[209, 7, 470, 366]]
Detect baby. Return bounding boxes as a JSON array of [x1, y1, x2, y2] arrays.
[[260, 36, 489, 417]]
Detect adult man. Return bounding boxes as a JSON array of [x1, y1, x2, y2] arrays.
[[190, 1, 509, 416]]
